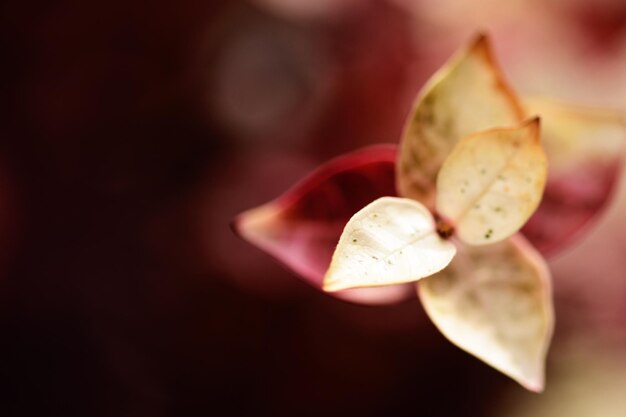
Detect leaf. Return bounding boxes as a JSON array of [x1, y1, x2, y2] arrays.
[[436, 118, 547, 245], [521, 98, 626, 256], [397, 33, 524, 208], [418, 236, 554, 392], [232, 145, 415, 305], [323, 197, 456, 292]]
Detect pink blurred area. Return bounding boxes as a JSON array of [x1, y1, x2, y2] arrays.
[[2, 0, 626, 416]]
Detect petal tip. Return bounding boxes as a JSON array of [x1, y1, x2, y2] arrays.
[[470, 31, 489, 51], [467, 32, 499, 71], [527, 115, 541, 126], [230, 214, 244, 237], [521, 374, 545, 393], [523, 116, 542, 142], [525, 115, 541, 130], [321, 272, 340, 292], [322, 282, 341, 293], [230, 204, 278, 245]]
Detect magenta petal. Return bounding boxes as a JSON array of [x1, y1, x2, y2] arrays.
[[522, 159, 623, 256], [232, 145, 414, 305], [521, 98, 626, 257]]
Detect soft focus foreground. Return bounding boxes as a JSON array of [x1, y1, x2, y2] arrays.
[[2, 1, 626, 416]]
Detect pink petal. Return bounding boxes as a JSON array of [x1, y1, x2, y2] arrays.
[[232, 145, 414, 304], [522, 160, 622, 256], [521, 98, 626, 256]]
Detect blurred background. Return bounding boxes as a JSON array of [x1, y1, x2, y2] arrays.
[[1, 0, 626, 416]]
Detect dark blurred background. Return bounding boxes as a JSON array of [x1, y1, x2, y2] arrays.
[[2, 1, 626, 416]]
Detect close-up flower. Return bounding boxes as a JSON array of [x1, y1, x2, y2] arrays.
[[234, 34, 625, 392], [7, 1, 626, 415]]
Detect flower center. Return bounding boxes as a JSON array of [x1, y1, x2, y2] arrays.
[[435, 215, 454, 240]]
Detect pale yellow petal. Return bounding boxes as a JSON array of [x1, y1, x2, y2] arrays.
[[323, 197, 456, 292], [397, 33, 524, 207], [418, 236, 554, 392], [436, 119, 547, 245], [524, 97, 626, 174], [521, 98, 626, 253]]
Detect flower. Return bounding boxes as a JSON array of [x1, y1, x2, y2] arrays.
[[233, 34, 625, 391]]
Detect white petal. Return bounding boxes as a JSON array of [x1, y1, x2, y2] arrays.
[[323, 197, 456, 292], [419, 236, 554, 392]]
